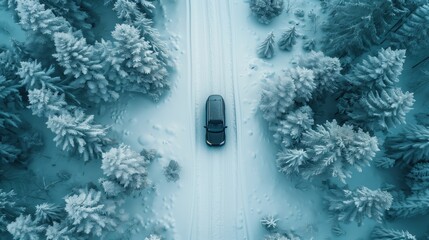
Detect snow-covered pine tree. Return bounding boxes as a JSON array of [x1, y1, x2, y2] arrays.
[[99, 178, 124, 198], [46, 108, 110, 161], [0, 75, 20, 134], [15, 0, 71, 36], [407, 162, 429, 191], [391, 3, 429, 53], [384, 124, 429, 167], [374, 157, 396, 169], [260, 215, 279, 231], [113, 0, 140, 22], [322, 0, 404, 57], [64, 189, 117, 237], [0, 143, 21, 164], [326, 186, 393, 225], [287, 67, 315, 103], [344, 88, 414, 132], [303, 39, 316, 52], [53, 32, 118, 103], [250, 0, 284, 24], [111, 23, 169, 101], [301, 120, 379, 182], [259, 74, 296, 122], [257, 32, 276, 59], [144, 235, 161, 240], [0, 75, 19, 100], [41, 0, 94, 41], [264, 231, 301, 240], [101, 144, 150, 190], [113, 0, 173, 68], [28, 88, 67, 118], [388, 189, 429, 218], [45, 221, 77, 240], [297, 51, 342, 97], [278, 26, 299, 51], [276, 148, 308, 175], [7, 214, 45, 240], [346, 48, 406, 91], [164, 160, 181, 182], [271, 105, 314, 147], [17, 61, 63, 91], [0, 189, 24, 232], [371, 226, 416, 240], [35, 203, 65, 224]]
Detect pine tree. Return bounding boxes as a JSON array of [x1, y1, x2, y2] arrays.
[[28, 88, 67, 118], [99, 178, 124, 198], [297, 51, 342, 96], [144, 235, 161, 240], [113, 0, 173, 68], [0, 143, 21, 164], [101, 144, 150, 190], [17, 61, 63, 91], [271, 105, 314, 147], [264, 232, 301, 240], [345, 88, 414, 132], [388, 189, 429, 218], [384, 124, 429, 167], [250, 0, 284, 24], [53, 32, 118, 103], [43, 0, 94, 41], [301, 120, 379, 182], [326, 186, 393, 226], [15, 0, 71, 36], [164, 160, 181, 182], [64, 189, 117, 236], [7, 214, 45, 240], [276, 148, 308, 175], [0, 189, 24, 232], [322, 0, 404, 56], [46, 109, 110, 162], [260, 215, 279, 231], [374, 157, 396, 169], [257, 32, 276, 59], [346, 48, 406, 91], [391, 4, 429, 53], [303, 39, 316, 52], [111, 23, 169, 101], [288, 67, 316, 103], [278, 26, 299, 51], [407, 162, 429, 191], [45, 221, 77, 240], [35, 203, 65, 224], [259, 74, 296, 121], [0, 75, 19, 99], [371, 226, 416, 240]]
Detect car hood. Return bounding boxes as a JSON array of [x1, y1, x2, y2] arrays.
[[206, 131, 225, 146]]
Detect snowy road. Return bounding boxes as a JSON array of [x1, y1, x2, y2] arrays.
[[186, 0, 249, 239]]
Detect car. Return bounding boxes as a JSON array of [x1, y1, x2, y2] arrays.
[[204, 95, 227, 146]]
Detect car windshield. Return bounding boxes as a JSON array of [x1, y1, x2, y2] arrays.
[[208, 120, 224, 132]]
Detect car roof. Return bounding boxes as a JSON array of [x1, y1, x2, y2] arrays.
[[207, 95, 224, 120]]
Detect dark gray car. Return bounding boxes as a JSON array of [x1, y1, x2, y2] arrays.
[[204, 95, 227, 146]]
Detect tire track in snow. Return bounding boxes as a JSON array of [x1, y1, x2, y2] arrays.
[[223, 0, 251, 239], [185, 0, 197, 238]]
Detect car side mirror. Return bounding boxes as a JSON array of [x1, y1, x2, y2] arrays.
[[225, 126, 228, 128], [204, 126, 207, 128]]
